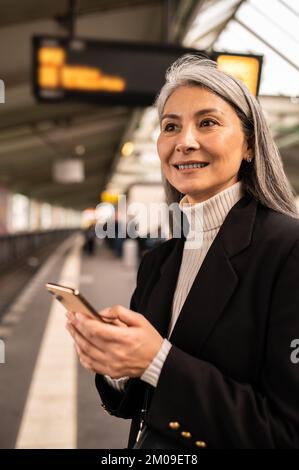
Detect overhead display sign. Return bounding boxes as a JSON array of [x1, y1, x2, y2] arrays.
[[212, 52, 262, 97], [32, 36, 202, 106], [32, 35, 263, 105]]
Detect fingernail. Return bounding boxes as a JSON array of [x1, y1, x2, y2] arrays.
[[75, 312, 83, 321]]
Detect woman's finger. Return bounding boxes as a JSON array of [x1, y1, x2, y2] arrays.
[[72, 312, 122, 347], [73, 327, 107, 361], [99, 308, 124, 326], [77, 350, 97, 373], [66, 320, 83, 339], [66, 321, 75, 336], [66, 320, 106, 357], [74, 343, 94, 370], [99, 307, 117, 320], [75, 344, 107, 375]]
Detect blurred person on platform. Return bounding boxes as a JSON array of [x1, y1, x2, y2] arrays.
[[84, 223, 96, 256], [67, 55, 299, 449]]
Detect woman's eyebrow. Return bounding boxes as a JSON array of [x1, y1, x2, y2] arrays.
[[194, 108, 224, 117], [161, 113, 180, 121], [161, 108, 224, 121]]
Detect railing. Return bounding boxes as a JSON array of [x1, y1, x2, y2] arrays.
[[0, 229, 80, 268]]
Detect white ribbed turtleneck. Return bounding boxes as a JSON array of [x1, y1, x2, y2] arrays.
[[169, 181, 243, 336], [105, 181, 244, 391]]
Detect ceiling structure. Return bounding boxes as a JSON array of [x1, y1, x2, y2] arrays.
[[0, 0, 298, 211], [0, 0, 198, 209]]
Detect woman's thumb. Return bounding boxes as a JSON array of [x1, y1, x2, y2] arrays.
[[116, 306, 141, 326]]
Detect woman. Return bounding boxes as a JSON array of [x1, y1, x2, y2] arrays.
[[66, 55, 299, 449]]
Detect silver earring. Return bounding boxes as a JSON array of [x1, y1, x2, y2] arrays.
[[247, 156, 252, 163]]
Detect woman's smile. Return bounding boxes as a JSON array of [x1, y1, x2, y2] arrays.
[[172, 162, 210, 173]]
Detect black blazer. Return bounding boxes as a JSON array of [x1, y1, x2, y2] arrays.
[[96, 194, 299, 449]]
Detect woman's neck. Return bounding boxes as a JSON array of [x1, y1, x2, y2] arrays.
[[184, 179, 241, 205]]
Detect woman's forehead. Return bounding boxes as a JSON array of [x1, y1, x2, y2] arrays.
[[163, 86, 236, 117]]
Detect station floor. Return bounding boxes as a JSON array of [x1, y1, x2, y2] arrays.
[[0, 234, 138, 449]]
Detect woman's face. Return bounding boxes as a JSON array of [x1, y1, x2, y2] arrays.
[[157, 85, 251, 203]]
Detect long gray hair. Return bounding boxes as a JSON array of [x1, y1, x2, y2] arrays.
[[155, 54, 298, 218]]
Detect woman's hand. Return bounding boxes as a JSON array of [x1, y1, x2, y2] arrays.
[[66, 305, 164, 378]]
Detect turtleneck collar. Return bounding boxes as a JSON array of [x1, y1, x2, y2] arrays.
[[179, 182, 243, 243]]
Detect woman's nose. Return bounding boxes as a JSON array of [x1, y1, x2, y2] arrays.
[[175, 126, 200, 153]]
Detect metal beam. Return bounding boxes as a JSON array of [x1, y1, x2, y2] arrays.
[[0, 0, 163, 28], [278, 0, 299, 20], [208, 0, 246, 50], [171, 0, 203, 43], [235, 17, 299, 73]]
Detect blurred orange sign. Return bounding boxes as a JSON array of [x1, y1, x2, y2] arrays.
[[213, 53, 262, 96]]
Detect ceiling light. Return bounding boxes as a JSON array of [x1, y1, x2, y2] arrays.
[[121, 141, 134, 157]]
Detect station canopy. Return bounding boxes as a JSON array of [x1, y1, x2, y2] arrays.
[[0, 0, 298, 210]]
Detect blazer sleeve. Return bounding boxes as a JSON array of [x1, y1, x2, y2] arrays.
[[146, 239, 299, 449], [95, 252, 149, 419]]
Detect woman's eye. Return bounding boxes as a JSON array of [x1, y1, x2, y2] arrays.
[[200, 119, 217, 127], [163, 123, 177, 132]]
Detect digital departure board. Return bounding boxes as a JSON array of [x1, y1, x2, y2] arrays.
[[32, 35, 263, 105], [211, 52, 263, 97]]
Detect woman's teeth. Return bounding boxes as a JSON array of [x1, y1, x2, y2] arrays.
[[177, 163, 209, 170]]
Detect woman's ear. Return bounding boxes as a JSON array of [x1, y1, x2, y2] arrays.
[[247, 134, 255, 155]]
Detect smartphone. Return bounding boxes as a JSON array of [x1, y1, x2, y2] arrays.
[[45, 282, 114, 321]]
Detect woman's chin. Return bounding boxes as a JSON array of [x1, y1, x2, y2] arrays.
[[178, 186, 210, 198]]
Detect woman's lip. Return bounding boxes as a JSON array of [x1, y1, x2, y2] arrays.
[[172, 162, 209, 166], [173, 163, 210, 172]]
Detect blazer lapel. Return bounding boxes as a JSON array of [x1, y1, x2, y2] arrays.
[[169, 195, 258, 356], [144, 235, 185, 336]]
